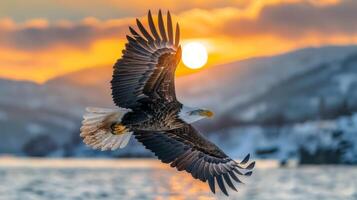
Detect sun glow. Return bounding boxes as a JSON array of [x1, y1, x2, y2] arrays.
[[182, 42, 208, 69]]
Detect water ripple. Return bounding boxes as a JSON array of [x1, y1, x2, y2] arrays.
[[0, 160, 356, 200]]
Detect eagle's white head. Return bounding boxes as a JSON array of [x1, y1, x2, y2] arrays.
[[179, 105, 214, 124]]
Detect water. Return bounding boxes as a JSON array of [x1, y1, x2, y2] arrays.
[[0, 159, 356, 200]]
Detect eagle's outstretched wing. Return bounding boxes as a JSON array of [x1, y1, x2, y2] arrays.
[[134, 124, 255, 196], [111, 10, 181, 109]]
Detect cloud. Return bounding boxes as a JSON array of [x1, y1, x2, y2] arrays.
[[0, 18, 131, 50], [1, 0, 357, 82], [0, 0, 254, 21], [221, 0, 357, 38], [2, 1, 357, 50]]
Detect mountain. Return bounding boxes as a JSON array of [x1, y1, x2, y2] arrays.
[[1, 45, 357, 163], [176, 46, 357, 126]]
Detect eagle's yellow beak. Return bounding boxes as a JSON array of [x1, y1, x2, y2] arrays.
[[199, 110, 214, 118]]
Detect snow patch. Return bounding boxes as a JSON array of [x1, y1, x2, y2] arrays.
[[210, 113, 357, 163], [0, 110, 8, 121], [334, 74, 357, 94], [239, 103, 267, 121], [26, 123, 46, 135]]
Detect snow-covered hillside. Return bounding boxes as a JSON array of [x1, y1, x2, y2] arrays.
[[1, 45, 357, 163], [210, 114, 357, 164]]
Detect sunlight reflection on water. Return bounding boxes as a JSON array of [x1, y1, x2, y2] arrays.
[[0, 158, 356, 200]]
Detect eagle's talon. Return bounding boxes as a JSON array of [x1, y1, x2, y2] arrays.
[[111, 124, 127, 135]]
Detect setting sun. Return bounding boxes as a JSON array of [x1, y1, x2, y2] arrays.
[[182, 42, 208, 69]]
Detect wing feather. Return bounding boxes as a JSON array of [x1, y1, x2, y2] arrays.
[[136, 18, 154, 42], [175, 23, 180, 47], [208, 177, 216, 194], [216, 175, 228, 196], [148, 10, 161, 42], [111, 10, 180, 109], [134, 124, 255, 196], [158, 10, 168, 42], [167, 11, 174, 44]]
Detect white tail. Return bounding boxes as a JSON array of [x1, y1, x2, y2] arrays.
[[80, 107, 132, 151]]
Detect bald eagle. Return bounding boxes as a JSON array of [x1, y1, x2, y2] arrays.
[[80, 10, 254, 196]]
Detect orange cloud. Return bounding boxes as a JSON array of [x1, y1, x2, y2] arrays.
[[0, 39, 125, 82]]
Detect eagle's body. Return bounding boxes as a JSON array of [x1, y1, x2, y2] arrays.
[[121, 100, 184, 131], [80, 10, 254, 196]]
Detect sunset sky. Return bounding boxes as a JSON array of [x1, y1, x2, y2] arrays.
[[1, 0, 357, 83]]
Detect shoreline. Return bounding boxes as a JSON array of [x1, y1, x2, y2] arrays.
[[0, 156, 282, 169]]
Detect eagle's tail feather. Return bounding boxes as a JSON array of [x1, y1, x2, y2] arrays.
[[80, 107, 132, 151]]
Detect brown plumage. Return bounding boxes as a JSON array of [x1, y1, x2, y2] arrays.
[[81, 10, 255, 196]]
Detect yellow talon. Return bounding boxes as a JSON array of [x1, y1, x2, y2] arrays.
[[112, 124, 127, 135]]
